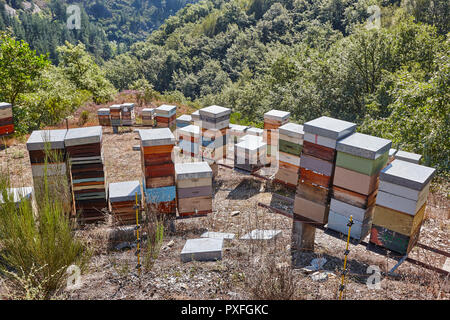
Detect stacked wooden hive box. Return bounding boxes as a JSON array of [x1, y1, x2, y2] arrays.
[[121, 103, 135, 126], [26, 129, 72, 212], [26, 129, 68, 179], [228, 124, 249, 144], [191, 110, 201, 126], [139, 128, 176, 215], [65, 126, 107, 223], [328, 133, 392, 240], [155, 105, 177, 129], [108, 180, 141, 225], [176, 115, 192, 129], [234, 135, 267, 173], [175, 162, 213, 217], [228, 124, 249, 160], [142, 108, 154, 126], [178, 124, 200, 159], [370, 160, 435, 255], [294, 116, 356, 224], [110, 104, 122, 134], [264, 110, 290, 159], [246, 127, 264, 138], [0, 102, 14, 137], [274, 123, 304, 189], [199, 105, 231, 175], [97, 108, 111, 126]]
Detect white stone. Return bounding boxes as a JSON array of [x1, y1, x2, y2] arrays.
[[109, 180, 141, 203], [443, 258, 450, 272], [180, 238, 223, 262], [201, 231, 235, 240]]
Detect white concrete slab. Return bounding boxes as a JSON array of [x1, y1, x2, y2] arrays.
[[201, 231, 235, 240], [443, 258, 450, 272], [180, 238, 223, 262], [109, 180, 141, 203]]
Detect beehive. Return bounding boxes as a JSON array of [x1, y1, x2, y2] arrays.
[[191, 110, 201, 126], [329, 133, 391, 240], [155, 105, 177, 129], [108, 180, 141, 225], [110, 104, 122, 127], [370, 160, 435, 254], [234, 135, 267, 173], [275, 123, 304, 188], [97, 108, 111, 126], [26, 129, 72, 213], [0, 102, 14, 136], [142, 108, 154, 126], [264, 110, 290, 157], [139, 128, 176, 215], [121, 103, 135, 126], [199, 106, 231, 175], [178, 124, 200, 159], [175, 162, 213, 216], [176, 115, 192, 129], [293, 116, 356, 224], [65, 126, 107, 223]]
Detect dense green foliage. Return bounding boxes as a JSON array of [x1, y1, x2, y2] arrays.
[[0, 0, 198, 62], [105, 0, 448, 174], [0, 32, 49, 106], [0, 33, 115, 134]]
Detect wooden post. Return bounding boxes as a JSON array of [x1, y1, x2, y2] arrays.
[[291, 220, 316, 266]]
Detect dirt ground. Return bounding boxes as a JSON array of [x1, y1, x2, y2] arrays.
[[0, 104, 449, 300]]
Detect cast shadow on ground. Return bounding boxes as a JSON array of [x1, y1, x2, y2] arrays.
[[226, 178, 263, 200]]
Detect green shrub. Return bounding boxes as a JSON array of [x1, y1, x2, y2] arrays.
[[78, 110, 90, 126], [0, 147, 88, 299]]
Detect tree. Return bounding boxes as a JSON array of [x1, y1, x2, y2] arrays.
[[130, 78, 160, 107], [16, 66, 91, 133], [56, 41, 116, 104], [0, 32, 49, 106], [361, 38, 450, 174]]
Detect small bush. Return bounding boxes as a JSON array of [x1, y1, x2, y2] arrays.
[[0, 147, 88, 299], [78, 110, 90, 126], [246, 255, 297, 300], [143, 214, 164, 272]]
